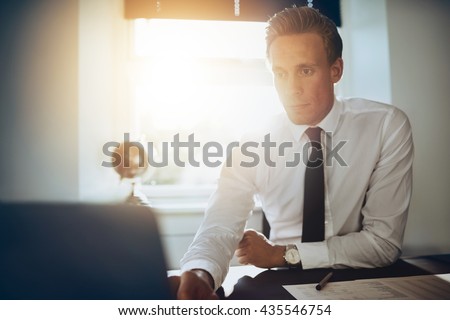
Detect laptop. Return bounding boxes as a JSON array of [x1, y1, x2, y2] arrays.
[[0, 202, 174, 299]]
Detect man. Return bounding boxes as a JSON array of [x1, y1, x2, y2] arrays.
[[170, 6, 414, 299]]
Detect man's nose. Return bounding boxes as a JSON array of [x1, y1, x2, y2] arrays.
[[286, 75, 304, 96]]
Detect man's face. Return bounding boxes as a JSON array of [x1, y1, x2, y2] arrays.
[[269, 33, 343, 126]]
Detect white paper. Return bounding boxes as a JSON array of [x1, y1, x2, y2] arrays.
[[283, 273, 450, 299]]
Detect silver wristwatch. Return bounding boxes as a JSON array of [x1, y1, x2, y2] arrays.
[[284, 244, 301, 266]]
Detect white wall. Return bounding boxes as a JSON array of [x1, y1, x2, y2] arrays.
[[0, 0, 79, 201], [341, 0, 450, 256], [386, 0, 450, 256], [78, 0, 132, 201], [339, 0, 392, 104], [0, 0, 131, 202]]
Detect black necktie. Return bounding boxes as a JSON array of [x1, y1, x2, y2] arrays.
[[302, 127, 325, 242]]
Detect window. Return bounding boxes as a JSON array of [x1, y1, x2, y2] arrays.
[[129, 19, 282, 187]]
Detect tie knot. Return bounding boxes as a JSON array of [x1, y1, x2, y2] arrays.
[[305, 127, 322, 142]]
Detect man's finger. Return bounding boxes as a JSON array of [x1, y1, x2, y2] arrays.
[[237, 238, 248, 248], [235, 248, 246, 257], [238, 255, 249, 265], [243, 229, 257, 237]]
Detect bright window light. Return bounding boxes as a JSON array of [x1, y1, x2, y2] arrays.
[[130, 19, 282, 186], [134, 18, 267, 59]]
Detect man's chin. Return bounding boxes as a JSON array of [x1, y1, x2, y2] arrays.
[[286, 111, 325, 126], [286, 113, 308, 126]]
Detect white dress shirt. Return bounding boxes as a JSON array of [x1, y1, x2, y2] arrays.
[[181, 96, 414, 290]]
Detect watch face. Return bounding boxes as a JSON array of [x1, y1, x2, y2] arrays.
[[286, 248, 301, 264]]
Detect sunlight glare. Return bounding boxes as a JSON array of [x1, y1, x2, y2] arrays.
[[134, 18, 267, 59]]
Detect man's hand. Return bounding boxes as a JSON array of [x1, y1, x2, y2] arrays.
[[168, 269, 219, 300], [235, 229, 286, 268]]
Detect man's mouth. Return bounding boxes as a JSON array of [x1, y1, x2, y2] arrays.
[[289, 103, 310, 110]]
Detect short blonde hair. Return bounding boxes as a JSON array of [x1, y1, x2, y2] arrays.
[[266, 6, 343, 64]]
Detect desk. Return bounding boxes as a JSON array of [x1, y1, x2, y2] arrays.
[[173, 254, 450, 299]]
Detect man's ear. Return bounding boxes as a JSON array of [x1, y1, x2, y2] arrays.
[[330, 58, 344, 83]]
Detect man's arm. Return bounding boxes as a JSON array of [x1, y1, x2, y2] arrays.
[[179, 143, 259, 292]]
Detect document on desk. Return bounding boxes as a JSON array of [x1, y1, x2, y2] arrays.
[[283, 273, 450, 299]]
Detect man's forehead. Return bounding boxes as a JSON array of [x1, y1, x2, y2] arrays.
[[268, 33, 327, 66], [270, 33, 325, 51]]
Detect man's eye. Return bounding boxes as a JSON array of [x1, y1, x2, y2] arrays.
[[274, 71, 286, 79], [300, 68, 314, 76]]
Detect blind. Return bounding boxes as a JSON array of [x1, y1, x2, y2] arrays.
[[124, 0, 341, 26]]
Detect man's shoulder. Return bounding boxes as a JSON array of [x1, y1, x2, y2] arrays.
[[338, 96, 409, 121], [339, 96, 394, 112], [336, 97, 412, 140]]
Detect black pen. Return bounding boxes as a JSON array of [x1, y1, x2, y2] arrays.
[[316, 272, 333, 290]]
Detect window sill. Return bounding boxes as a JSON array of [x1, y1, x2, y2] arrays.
[[136, 183, 262, 215], [138, 184, 215, 214]]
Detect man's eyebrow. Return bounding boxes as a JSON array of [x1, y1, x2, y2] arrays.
[[272, 63, 319, 72], [271, 66, 285, 72], [296, 63, 319, 68]]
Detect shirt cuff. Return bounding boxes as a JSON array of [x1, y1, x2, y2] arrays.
[[181, 259, 225, 292], [297, 241, 330, 269]]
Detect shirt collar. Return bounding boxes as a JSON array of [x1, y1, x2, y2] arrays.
[[285, 96, 342, 142], [318, 96, 342, 135]]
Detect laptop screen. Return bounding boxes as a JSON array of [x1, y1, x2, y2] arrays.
[[0, 202, 174, 299]]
